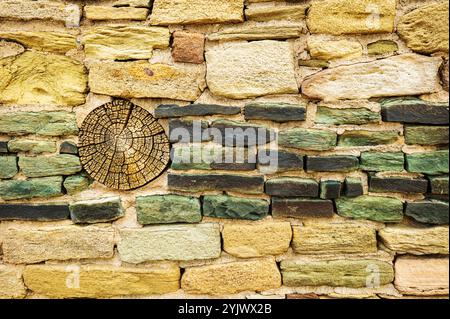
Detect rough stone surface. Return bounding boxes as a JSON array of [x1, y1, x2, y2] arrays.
[[315, 106, 381, 125], [265, 177, 319, 197], [345, 177, 364, 197], [302, 54, 441, 101], [336, 196, 404, 223], [118, 224, 221, 263], [272, 198, 334, 219], [7, 139, 56, 154], [0, 141, 8, 153], [0, 176, 63, 200], [136, 194, 202, 225], [430, 176, 449, 195], [338, 130, 399, 147], [0, 204, 70, 221], [405, 201, 449, 225], [0, 155, 17, 179], [59, 141, 78, 155], [0, 39, 24, 58], [19, 155, 81, 178], [0, 266, 26, 299], [360, 152, 405, 172], [244, 102, 306, 122], [23, 264, 180, 298], [181, 258, 281, 295], [222, 222, 292, 258], [369, 176, 429, 194], [206, 41, 298, 99], [278, 129, 337, 151], [84, 6, 149, 21], [172, 31, 205, 64], [406, 151, 449, 175], [155, 104, 240, 118], [245, 3, 307, 22], [2, 225, 115, 264], [404, 126, 449, 145], [258, 150, 304, 173], [367, 40, 398, 55], [441, 59, 449, 91], [202, 195, 269, 221], [320, 180, 342, 199], [0, 31, 77, 54], [63, 174, 91, 195], [69, 197, 124, 224], [308, 38, 363, 60], [306, 155, 359, 172]]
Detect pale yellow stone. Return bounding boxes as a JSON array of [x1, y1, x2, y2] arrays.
[[0, 31, 77, 54], [397, 1, 449, 54], [150, 0, 244, 25], [89, 60, 206, 101], [207, 21, 303, 41], [222, 222, 292, 258], [82, 26, 170, 60], [302, 54, 441, 101], [245, 3, 308, 22], [113, 0, 150, 7], [84, 6, 149, 21], [0, 266, 26, 299], [182, 258, 281, 295], [2, 225, 115, 264], [307, 37, 363, 60], [0, 39, 24, 58], [206, 40, 298, 99], [395, 257, 449, 296], [307, 0, 396, 35], [23, 264, 180, 298], [292, 223, 377, 255], [0, 51, 87, 106], [379, 225, 449, 255]]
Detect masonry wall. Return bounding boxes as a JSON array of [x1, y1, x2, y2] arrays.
[[0, 0, 449, 299]]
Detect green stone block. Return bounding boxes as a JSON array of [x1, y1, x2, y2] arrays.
[[0, 176, 63, 200], [281, 259, 394, 288], [406, 150, 449, 175], [336, 195, 404, 223], [0, 156, 18, 179], [405, 200, 449, 225], [278, 129, 337, 151], [367, 40, 398, 55], [7, 139, 57, 154], [0, 111, 78, 136], [19, 154, 81, 178], [315, 106, 381, 125], [429, 176, 449, 195], [404, 126, 449, 145], [136, 194, 202, 225], [338, 130, 399, 147], [203, 195, 269, 220], [360, 152, 405, 172], [63, 174, 92, 195]]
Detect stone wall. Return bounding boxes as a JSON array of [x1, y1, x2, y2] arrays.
[[0, 0, 449, 299]]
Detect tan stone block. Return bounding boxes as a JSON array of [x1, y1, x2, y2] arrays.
[[182, 258, 281, 295], [245, 3, 308, 22], [0, 39, 24, 58], [307, 37, 363, 60], [2, 225, 115, 264], [0, 31, 77, 54], [222, 222, 292, 258], [395, 257, 449, 296], [380, 226, 449, 255], [84, 6, 148, 21], [0, 266, 26, 299], [23, 264, 180, 298], [172, 31, 205, 64]]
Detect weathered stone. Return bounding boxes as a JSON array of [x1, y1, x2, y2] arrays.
[[206, 41, 298, 99], [69, 197, 124, 224], [315, 106, 381, 125], [150, 0, 243, 25], [278, 129, 337, 151], [59, 141, 78, 155], [308, 38, 363, 60], [245, 3, 307, 21], [406, 150, 449, 175], [19, 155, 81, 178], [0, 111, 78, 136], [156, 104, 240, 118], [367, 40, 398, 55], [0, 0, 81, 27], [429, 176, 449, 195], [7, 139, 56, 154], [168, 173, 264, 194], [0, 141, 8, 153], [405, 201, 449, 225], [336, 196, 404, 223], [360, 152, 405, 172], [397, 2, 449, 54], [0, 266, 26, 299], [113, 0, 151, 7], [339, 130, 399, 146], [2, 225, 115, 264], [345, 177, 364, 197], [181, 258, 281, 295], [320, 180, 342, 199], [272, 198, 334, 219], [302, 54, 441, 101], [281, 258, 394, 288], [0, 176, 62, 200], [83, 26, 169, 60], [0, 51, 87, 106], [0, 31, 77, 54], [63, 174, 91, 195], [266, 177, 319, 197], [169, 119, 210, 143], [404, 126, 449, 145], [258, 150, 304, 173], [0, 203, 70, 221], [369, 176, 428, 194], [84, 6, 149, 20], [172, 31, 205, 64], [395, 257, 449, 296], [381, 97, 449, 125], [118, 224, 221, 263], [244, 102, 306, 122], [306, 155, 359, 172], [136, 194, 202, 225], [89, 61, 205, 101], [380, 225, 449, 255], [23, 264, 180, 298], [0, 39, 24, 58], [223, 222, 292, 258], [203, 195, 269, 221], [292, 223, 377, 255], [210, 120, 275, 147], [0, 155, 17, 179], [299, 59, 330, 68], [441, 59, 449, 91]]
